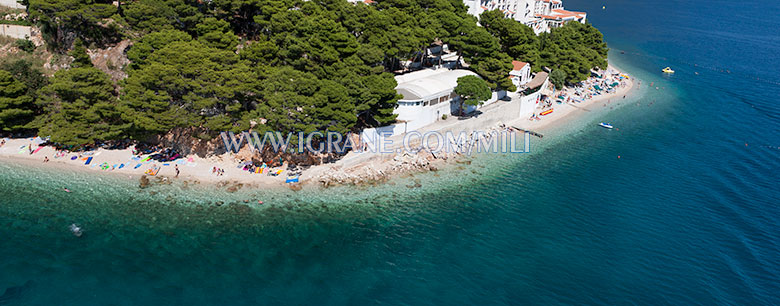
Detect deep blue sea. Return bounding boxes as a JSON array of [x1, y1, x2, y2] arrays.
[[2, 0, 779, 304]]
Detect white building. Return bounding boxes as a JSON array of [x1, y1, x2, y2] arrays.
[[0, 0, 24, 9], [346, 0, 375, 4], [464, 0, 586, 34], [393, 69, 479, 132], [518, 71, 549, 118], [509, 60, 531, 88], [360, 68, 504, 144]]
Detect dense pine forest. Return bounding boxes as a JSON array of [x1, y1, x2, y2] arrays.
[[0, 0, 608, 148]]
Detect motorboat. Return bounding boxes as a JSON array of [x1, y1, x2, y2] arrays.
[[599, 122, 614, 129], [662, 67, 675, 74]]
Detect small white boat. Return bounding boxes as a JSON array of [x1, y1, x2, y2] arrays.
[[69, 224, 83, 237], [599, 122, 614, 129]]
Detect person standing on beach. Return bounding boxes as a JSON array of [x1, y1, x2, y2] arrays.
[[175, 165, 180, 178]]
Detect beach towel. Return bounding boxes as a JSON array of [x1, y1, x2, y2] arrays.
[[145, 168, 160, 176], [119, 164, 125, 169], [70, 156, 78, 160], [85, 157, 93, 165], [285, 176, 299, 183], [32, 147, 43, 154], [134, 163, 142, 169], [255, 167, 261, 174], [188, 157, 194, 162], [141, 156, 151, 162]]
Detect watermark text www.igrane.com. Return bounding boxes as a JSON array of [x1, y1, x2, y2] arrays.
[[221, 130, 531, 156]]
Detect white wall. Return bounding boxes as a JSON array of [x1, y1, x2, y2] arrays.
[[0, 0, 24, 9], [518, 91, 540, 119], [517, 77, 549, 119], [460, 90, 506, 114], [0, 24, 31, 39], [395, 100, 452, 129], [361, 89, 538, 149], [360, 123, 408, 148]]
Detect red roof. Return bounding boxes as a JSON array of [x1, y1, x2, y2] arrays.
[[551, 9, 586, 17], [512, 60, 529, 71]]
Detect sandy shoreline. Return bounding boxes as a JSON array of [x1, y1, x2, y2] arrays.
[[511, 66, 636, 133], [0, 140, 284, 188], [0, 66, 637, 190]]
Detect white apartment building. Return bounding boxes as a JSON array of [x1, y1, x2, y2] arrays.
[[464, 0, 586, 34]]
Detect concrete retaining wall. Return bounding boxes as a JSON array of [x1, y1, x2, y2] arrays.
[[0, 24, 31, 39], [361, 91, 528, 148]]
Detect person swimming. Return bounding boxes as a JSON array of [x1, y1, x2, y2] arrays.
[[69, 224, 82, 237]]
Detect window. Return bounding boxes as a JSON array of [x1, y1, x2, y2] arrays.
[[427, 98, 438, 106], [439, 95, 448, 103]]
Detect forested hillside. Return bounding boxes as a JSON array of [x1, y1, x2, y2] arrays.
[[0, 0, 608, 148]]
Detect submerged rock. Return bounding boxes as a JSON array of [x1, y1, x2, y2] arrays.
[[139, 175, 150, 188]]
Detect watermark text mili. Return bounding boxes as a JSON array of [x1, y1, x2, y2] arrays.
[[220, 131, 531, 155]]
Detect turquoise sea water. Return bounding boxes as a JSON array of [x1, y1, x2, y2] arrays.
[[2, 0, 780, 304]]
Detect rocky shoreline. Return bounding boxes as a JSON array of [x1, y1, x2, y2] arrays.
[[315, 124, 515, 188]]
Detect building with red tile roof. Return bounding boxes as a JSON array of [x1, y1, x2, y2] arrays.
[[464, 0, 586, 34]]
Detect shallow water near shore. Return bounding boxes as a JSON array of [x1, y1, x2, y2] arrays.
[[2, 0, 780, 304]]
